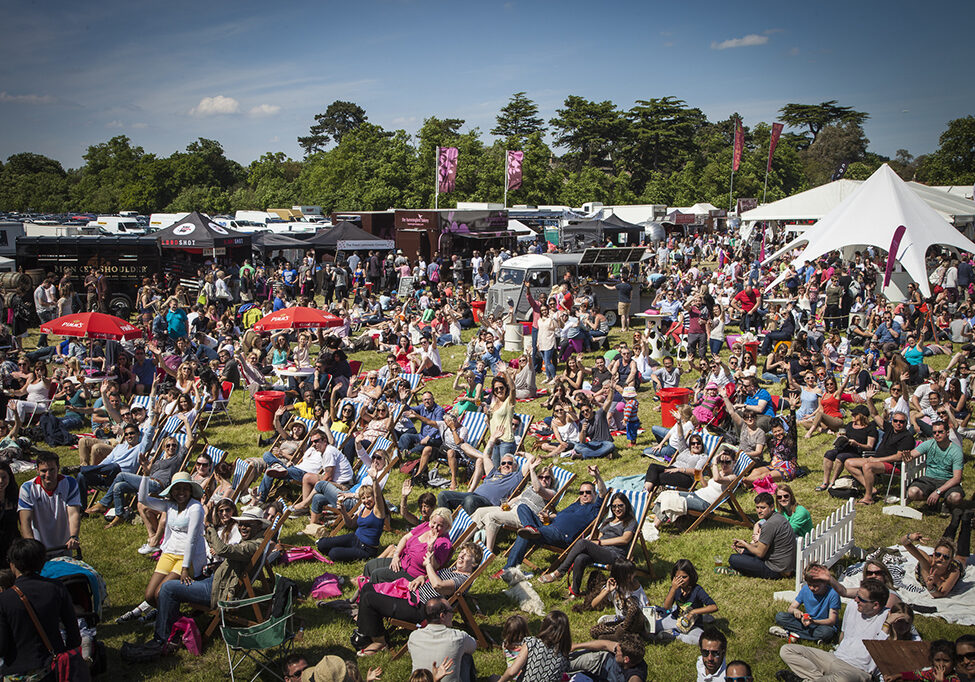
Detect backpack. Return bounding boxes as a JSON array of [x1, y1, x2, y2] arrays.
[[242, 307, 263, 329], [39, 412, 76, 447]]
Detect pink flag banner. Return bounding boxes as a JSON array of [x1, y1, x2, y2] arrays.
[[767, 122, 784, 172], [884, 225, 907, 288], [437, 147, 459, 194], [506, 150, 524, 191], [733, 121, 744, 172]]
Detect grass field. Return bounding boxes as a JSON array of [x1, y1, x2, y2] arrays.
[[20, 326, 973, 681]]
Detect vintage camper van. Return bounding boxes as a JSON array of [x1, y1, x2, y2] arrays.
[[485, 247, 649, 326]]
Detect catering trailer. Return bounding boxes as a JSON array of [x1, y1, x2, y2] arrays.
[[485, 247, 650, 326]]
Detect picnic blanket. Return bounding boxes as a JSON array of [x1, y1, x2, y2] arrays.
[[839, 545, 975, 625], [604, 474, 646, 494]]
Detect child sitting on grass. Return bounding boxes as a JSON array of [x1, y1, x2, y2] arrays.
[[769, 562, 840, 643]]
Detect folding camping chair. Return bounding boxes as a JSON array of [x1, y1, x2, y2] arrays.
[[202, 383, 235, 429], [220, 577, 296, 682], [682, 450, 756, 533], [388, 541, 495, 659]]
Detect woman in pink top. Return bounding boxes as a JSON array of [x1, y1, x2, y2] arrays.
[[360, 507, 453, 584]]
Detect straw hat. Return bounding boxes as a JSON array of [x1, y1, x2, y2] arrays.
[[301, 655, 347, 682], [232, 506, 271, 528], [158, 471, 204, 500]]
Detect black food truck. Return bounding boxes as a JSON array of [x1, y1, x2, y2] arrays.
[[16, 235, 163, 317]]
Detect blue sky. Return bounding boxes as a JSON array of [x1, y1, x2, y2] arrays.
[[1, 0, 972, 169]]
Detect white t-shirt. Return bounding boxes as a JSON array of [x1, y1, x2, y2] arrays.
[[884, 395, 910, 417], [296, 445, 325, 476], [419, 345, 442, 370], [320, 444, 354, 485], [833, 606, 888, 674], [18, 475, 81, 549]]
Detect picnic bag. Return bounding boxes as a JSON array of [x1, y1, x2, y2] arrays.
[[11, 586, 91, 682], [167, 617, 202, 656], [309, 572, 343, 600]]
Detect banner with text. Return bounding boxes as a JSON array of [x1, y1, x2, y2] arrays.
[[733, 120, 744, 172]]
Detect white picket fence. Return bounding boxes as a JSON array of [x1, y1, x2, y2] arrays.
[[789, 498, 856, 594], [882, 451, 926, 521]]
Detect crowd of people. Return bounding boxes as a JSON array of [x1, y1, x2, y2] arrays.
[[0, 230, 972, 682]]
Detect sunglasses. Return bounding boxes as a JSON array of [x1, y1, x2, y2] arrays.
[[891, 418, 907, 424], [579, 490, 594, 496], [854, 594, 876, 604], [726, 678, 752, 682], [933, 551, 953, 560], [310, 438, 324, 444], [539, 475, 552, 481], [611, 504, 626, 509], [864, 569, 884, 576], [195, 460, 210, 465], [718, 459, 733, 465], [959, 652, 975, 662], [500, 461, 515, 467], [701, 649, 724, 658], [776, 494, 791, 500], [164, 443, 179, 449], [124, 431, 139, 437]]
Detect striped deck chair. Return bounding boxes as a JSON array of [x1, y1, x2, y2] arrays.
[[657, 430, 723, 497], [449, 507, 477, 548], [499, 463, 576, 555], [388, 541, 495, 658], [129, 395, 152, 412], [326, 439, 400, 536], [400, 373, 422, 394], [589, 489, 653, 576], [227, 459, 256, 505], [198, 445, 229, 498], [460, 411, 489, 449], [513, 413, 532, 450], [682, 450, 756, 533], [337, 398, 365, 426]]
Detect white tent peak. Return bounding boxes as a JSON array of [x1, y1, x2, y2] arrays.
[[767, 163, 975, 298]]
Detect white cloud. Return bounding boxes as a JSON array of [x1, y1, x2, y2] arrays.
[[188, 95, 240, 116], [789, 47, 800, 56], [392, 116, 417, 125], [249, 103, 281, 117], [0, 91, 57, 105], [105, 119, 124, 129], [711, 34, 769, 50]]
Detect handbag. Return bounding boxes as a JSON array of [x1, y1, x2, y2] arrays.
[[11, 585, 91, 682], [168, 617, 202, 656]]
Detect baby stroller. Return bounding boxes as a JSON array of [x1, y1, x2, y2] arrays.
[[41, 556, 109, 676]]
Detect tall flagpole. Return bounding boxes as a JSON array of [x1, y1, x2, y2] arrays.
[[434, 146, 440, 210], [729, 168, 736, 213], [762, 128, 772, 204]]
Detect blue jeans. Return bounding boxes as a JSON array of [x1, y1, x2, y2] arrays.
[[315, 533, 379, 562], [60, 413, 84, 430], [397, 432, 443, 456], [774, 611, 838, 642], [488, 440, 516, 470], [77, 463, 121, 509], [505, 505, 572, 569], [155, 575, 213, 642], [762, 372, 786, 384], [541, 348, 556, 381], [709, 339, 724, 355], [571, 440, 615, 459], [437, 490, 492, 515], [728, 548, 781, 579], [100, 472, 160, 516], [257, 452, 305, 501], [310, 480, 354, 513], [651, 425, 670, 442], [531, 328, 541, 372]]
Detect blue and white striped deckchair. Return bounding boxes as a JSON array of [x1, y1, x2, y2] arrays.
[[683, 450, 756, 533], [589, 488, 653, 574], [460, 411, 488, 449]]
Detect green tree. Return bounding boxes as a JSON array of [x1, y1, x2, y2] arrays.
[[300, 122, 417, 212], [245, 152, 302, 208], [491, 92, 546, 144], [621, 97, 706, 183], [298, 100, 368, 157], [70, 135, 157, 212], [799, 121, 869, 186], [411, 117, 484, 208], [0, 153, 69, 211], [475, 132, 561, 206], [549, 96, 626, 172], [779, 100, 870, 144], [916, 115, 975, 185]]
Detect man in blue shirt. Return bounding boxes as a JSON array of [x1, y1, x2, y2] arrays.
[[397, 391, 445, 455], [871, 311, 902, 345], [79, 407, 156, 512], [503, 467, 607, 571], [165, 298, 188, 342], [281, 262, 298, 295], [131, 346, 156, 394], [437, 450, 526, 514], [739, 376, 775, 431]]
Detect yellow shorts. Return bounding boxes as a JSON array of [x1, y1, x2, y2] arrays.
[[154, 552, 184, 575]]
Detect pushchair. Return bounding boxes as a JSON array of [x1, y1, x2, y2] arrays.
[[41, 555, 109, 676]]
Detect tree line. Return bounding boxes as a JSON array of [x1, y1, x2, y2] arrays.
[[1, 94, 973, 215]]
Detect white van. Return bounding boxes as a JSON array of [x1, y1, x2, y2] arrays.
[[148, 213, 188, 230], [87, 216, 145, 235]]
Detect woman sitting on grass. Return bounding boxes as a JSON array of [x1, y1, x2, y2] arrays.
[[902, 524, 971, 599], [651, 559, 718, 644]]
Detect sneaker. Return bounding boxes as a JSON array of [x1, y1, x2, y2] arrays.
[[137, 543, 159, 555], [517, 526, 540, 540], [138, 607, 157, 624], [768, 625, 789, 639], [116, 608, 143, 624]]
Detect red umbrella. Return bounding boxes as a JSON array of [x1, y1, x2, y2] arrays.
[[40, 312, 143, 341], [252, 306, 343, 332]]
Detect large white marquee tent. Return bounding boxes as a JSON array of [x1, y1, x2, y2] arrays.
[[763, 164, 975, 298]]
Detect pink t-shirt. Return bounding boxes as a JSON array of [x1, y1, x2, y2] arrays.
[[401, 522, 452, 577]]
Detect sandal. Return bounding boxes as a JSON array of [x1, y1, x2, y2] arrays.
[[357, 643, 387, 657], [538, 571, 562, 584], [815, 484, 829, 492], [714, 566, 738, 576], [856, 498, 874, 506]]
